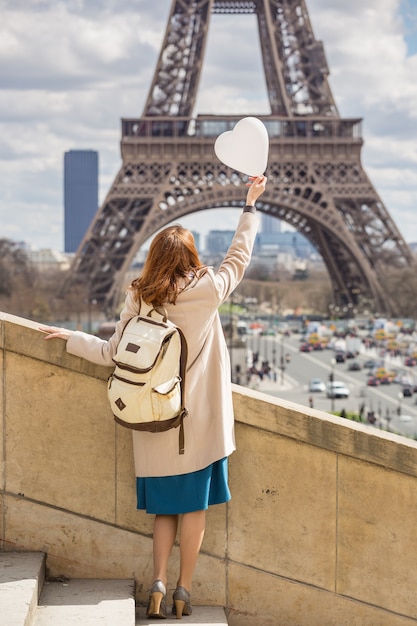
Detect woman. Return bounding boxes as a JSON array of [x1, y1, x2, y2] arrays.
[[40, 174, 266, 619]]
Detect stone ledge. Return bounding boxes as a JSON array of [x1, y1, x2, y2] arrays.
[[232, 383, 417, 479], [0, 312, 112, 380]]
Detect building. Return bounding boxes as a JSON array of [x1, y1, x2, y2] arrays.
[[191, 230, 201, 252], [257, 229, 316, 258], [64, 150, 98, 253], [262, 213, 281, 234], [206, 230, 235, 255], [26, 248, 70, 272]]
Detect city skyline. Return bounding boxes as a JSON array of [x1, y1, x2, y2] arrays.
[[0, 0, 416, 251]]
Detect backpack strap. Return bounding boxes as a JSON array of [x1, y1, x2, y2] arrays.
[[138, 298, 168, 322], [176, 326, 188, 455], [147, 306, 168, 323]]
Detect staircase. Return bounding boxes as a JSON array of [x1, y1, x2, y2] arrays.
[[0, 552, 228, 625]]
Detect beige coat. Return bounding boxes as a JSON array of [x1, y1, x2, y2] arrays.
[[66, 210, 259, 477]]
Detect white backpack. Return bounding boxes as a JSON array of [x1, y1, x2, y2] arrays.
[[107, 300, 188, 454]]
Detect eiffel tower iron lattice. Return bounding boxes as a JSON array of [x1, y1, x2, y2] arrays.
[[68, 0, 415, 317]]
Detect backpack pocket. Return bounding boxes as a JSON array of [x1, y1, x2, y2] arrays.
[[152, 376, 182, 422], [107, 372, 182, 427], [108, 373, 149, 424]]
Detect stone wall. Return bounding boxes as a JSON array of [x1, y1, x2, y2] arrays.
[[1, 311, 417, 625]]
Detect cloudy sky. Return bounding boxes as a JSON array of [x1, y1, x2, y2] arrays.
[[1, 0, 416, 251]]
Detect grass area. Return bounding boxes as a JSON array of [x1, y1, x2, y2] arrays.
[[335, 410, 417, 440]]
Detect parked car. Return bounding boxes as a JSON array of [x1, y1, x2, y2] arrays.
[[345, 351, 357, 359], [402, 386, 413, 397], [379, 376, 391, 385], [367, 376, 380, 386], [308, 378, 326, 393], [300, 343, 313, 352], [395, 374, 413, 385], [373, 367, 395, 383], [327, 381, 350, 398], [404, 357, 417, 367], [312, 342, 325, 351]]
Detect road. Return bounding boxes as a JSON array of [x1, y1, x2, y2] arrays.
[[244, 332, 417, 439]]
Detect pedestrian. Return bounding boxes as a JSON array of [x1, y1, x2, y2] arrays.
[[309, 396, 314, 408], [39, 174, 267, 619]]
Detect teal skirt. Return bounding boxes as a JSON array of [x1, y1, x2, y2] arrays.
[[136, 457, 231, 514]]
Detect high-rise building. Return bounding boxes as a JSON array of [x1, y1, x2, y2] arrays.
[[206, 230, 235, 255], [262, 214, 281, 234], [64, 150, 98, 253]]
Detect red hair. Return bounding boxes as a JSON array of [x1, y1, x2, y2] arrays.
[[130, 225, 206, 307]]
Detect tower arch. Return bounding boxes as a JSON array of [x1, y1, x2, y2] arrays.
[[66, 2, 415, 317]]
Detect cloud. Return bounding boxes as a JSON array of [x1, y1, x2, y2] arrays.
[[0, 6, 158, 91], [0, 0, 416, 252], [305, 0, 417, 241]]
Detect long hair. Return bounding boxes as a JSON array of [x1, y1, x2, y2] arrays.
[[130, 224, 206, 307]]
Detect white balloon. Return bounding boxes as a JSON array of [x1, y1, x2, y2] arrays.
[[214, 117, 269, 176]]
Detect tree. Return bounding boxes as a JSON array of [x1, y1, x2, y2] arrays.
[[0, 239, 33, 297], [384, 267, 417, 317]]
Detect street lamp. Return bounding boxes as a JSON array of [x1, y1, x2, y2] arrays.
[[386, 408, 392, 432], [329, 357, 336, 412], [280, 333, 285, 384], [397, 392, 403, 417]]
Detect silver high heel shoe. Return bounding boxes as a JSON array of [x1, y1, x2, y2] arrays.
[[172, 586, 192, 619], [146, 579, 167, 619]]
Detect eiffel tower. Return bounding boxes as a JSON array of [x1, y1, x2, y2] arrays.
[[68, 0, 415, 317]]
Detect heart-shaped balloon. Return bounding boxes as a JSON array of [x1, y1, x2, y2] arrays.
[[214, 116, 269, 176]]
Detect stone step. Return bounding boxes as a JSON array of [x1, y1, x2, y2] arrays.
[[33, 578, 135, 626], [0, 552, 227, 625], [0, 551, 45, 626], [136, 605, 228, 625]]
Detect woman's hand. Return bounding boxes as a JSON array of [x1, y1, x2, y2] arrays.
[[245, 174, 267, 206], [39, 325, 73, 341]]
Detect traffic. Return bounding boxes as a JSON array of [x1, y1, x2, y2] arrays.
[[236, 316, 417, 439]]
